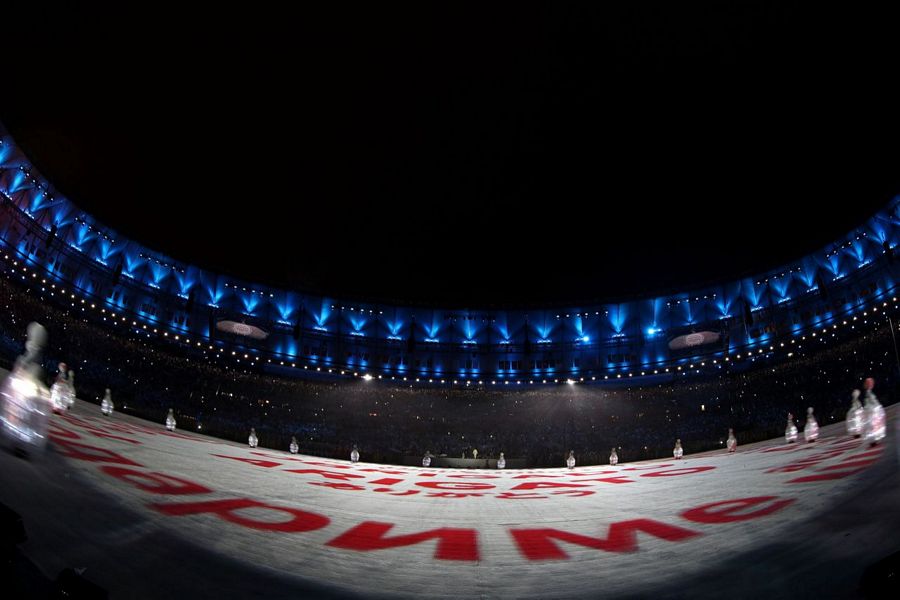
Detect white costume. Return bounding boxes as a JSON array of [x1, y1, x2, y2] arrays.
[[49, 362, 69, 413], [472, 448, 478, 460], [803, 407, 819, 442], [248, 428, 258, 448], [289, 436, 299, 454], [65, 370, 76, 410], [609, 448, 618, 466], [785, 413, 798, 443], [100, 388, 114, 416], [496, 452, 506, 469], [566, 451, 576, 469], [727, 429, 737, 452], [864, 385, 886, 445], [0, 323, 51, 452], [673, 439, 684, 460], [350, 446, 360, 463], [165, 408, 176, 431], [422, 452, 432, 468], [846, 390, 864, 438]]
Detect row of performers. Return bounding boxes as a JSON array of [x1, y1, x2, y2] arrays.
[[59, 385, 900, 467], [5, 323, 887, 460], [670, 428, 739, 461], [46, 362, 115, 417], [175, 416, 516, 471], [159, 385, 887, 470], [48, 391, 899, 467], [784, 378, 886, 446]]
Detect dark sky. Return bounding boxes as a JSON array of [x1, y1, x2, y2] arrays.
[[2, 4, 898, 308]]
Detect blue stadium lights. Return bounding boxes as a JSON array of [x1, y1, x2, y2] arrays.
[[2, 130, 900, 383], [138, 252, 184, 274]]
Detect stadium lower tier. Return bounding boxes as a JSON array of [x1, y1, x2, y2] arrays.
[[2, 271, 899, 467]]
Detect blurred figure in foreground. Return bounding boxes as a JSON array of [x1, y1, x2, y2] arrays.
[[0, 323, 51, 454]]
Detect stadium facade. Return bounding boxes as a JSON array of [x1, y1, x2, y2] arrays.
[[2, 123, 899, 385]]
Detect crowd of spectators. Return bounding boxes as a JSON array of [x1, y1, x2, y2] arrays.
[[0, 273, 895, 467]]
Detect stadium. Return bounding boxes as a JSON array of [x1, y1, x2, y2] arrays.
[[2, 5, 900, 599]]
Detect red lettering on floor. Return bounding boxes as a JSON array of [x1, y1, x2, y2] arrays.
[[510, 482, 590, 491], [51, 438, 143, 467], [211, 454, 283, 468], [327, 522, 479, 561], [101, 466, 213, 495], [415, 481, 495, 491], [510, 519, 700, 560], [285, 469, 366, 481], [641, 466, 715, 477], [150, 498, 330, 532], [681, 496, 795, 524]]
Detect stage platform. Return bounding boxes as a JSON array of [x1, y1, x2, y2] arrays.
[[1, 386, 898, 598]]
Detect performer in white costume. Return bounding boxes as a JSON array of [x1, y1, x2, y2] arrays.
[[566, 450, 576, 469], [673, 439, 684, 460], [846, 389, 864, 438], [0, 322, 51, 453], [803, 407, 819, 442], [100, 388, 114, 416], [165, 408, 177, 431], [496, 452, 506, 469], [350, 445, 360, 463], [727, 428, 737, 453], [785, 412, 798, 443], [289, 436, 299, 454], [472, 448, 478, 460], [65, 370, 76, 409], [50, 362, 69, 413], [863, 377, 886, 446], [609, 448, 618, 466], [422, 451, 433, 467], [248, 427, 258, 448]]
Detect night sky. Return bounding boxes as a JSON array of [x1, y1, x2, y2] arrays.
[[2, 4, 898, 307]]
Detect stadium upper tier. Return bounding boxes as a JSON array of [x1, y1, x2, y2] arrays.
[[1, 123, 899, 382]]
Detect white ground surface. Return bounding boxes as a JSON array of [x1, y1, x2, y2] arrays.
[[1, 387, 898, 599]]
